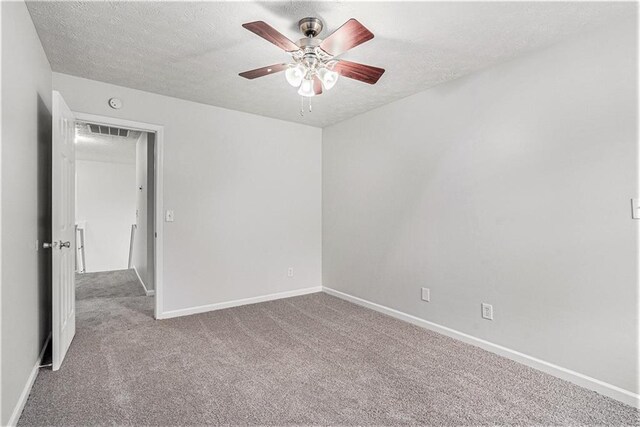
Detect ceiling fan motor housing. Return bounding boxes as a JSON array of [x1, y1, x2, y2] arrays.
[[298, 17, 323, 38]]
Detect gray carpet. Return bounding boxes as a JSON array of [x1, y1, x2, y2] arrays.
[[19, 269, 639, 426]]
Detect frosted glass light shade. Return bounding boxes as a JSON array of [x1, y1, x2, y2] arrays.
[[285, 64, 305, 87], [298, 78, 315, 97], [318, 67, 339, 90]]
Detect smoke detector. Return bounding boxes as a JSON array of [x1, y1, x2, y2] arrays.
[[108, 98, 123, 109]]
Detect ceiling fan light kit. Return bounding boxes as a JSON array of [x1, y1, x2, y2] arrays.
[[298, 78, 316, 97], [239, 17, 385, 113]]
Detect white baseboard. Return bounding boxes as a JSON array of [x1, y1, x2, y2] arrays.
[[322, 287, 639, 409], [158, 286, 323, 320], [133, 267, 155, 296], [8, 333, 51, 426]]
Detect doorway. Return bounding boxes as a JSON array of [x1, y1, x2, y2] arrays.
[[73, 113, 164, 320], [74, 121, 154, 315]]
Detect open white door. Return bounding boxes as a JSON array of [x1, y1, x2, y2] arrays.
[[50, 91, 76, 371]]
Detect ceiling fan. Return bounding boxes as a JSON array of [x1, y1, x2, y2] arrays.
[[239, 17, 385, 99]]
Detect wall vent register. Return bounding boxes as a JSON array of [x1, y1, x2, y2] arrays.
[[75, 122, 142, 142], [88, 123, 130, 137]]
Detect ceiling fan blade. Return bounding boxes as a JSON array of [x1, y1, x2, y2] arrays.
[[242, 21, 300, 52], [313, 76, 323, 95], [319, 19, 374, 57], [239, 64, 288, 80], [333, 60, 385, 84]]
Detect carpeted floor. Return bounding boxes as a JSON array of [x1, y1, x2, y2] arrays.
[[19, 269, 639, 426]]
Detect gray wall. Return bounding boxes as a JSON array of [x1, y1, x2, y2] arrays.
[[322, 20, 638, 394], [146, 133, 155, 291], [133, 132, 154, 290], [1, 1, 53, 424], [76, 158, 136, 272], [53, 73, 322, 314]]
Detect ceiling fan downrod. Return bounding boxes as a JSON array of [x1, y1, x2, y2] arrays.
[[298, 17, 324, 38]]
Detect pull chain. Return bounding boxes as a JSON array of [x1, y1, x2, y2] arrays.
[[300, 97, 313, 116]]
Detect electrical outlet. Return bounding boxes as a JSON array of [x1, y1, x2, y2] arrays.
[[481, 303, 493, 320], [287, 267, 294, 278], [421, 287, 430, 302]]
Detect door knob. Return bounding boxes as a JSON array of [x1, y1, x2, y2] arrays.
[[59, 241, 71, 249]]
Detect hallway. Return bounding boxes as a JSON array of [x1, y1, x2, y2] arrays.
[[75, 269, 153, 324]]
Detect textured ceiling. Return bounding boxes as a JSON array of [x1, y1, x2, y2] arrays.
[[28, 1, 633, 127]]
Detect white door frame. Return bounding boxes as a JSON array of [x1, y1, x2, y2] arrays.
[[73, 111, 164, 320]]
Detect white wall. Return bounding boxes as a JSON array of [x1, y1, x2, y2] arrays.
[[54, 73, 322, 314], [76, 159, 136, 273], [323, 20, 638, 396], [132, 132, 153, 290], [0, 2, 52, 424]]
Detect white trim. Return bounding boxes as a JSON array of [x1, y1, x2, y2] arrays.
[[7, 333, 51, 427], [322, 287, 640, 409], [72, 112, 163, 320], [0, 4, 3, 422], [158, 286, 323, 320], [133, 267, 155, 297]]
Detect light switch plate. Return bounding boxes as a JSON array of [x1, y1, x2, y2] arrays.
[[421, 287, 430, 302], [165, 210, 174, 222], [632, 198, 640, 219]]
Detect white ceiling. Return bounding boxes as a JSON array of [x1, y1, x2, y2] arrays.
[[75, 121, 140, 164], [27, 1, 633, 127]]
